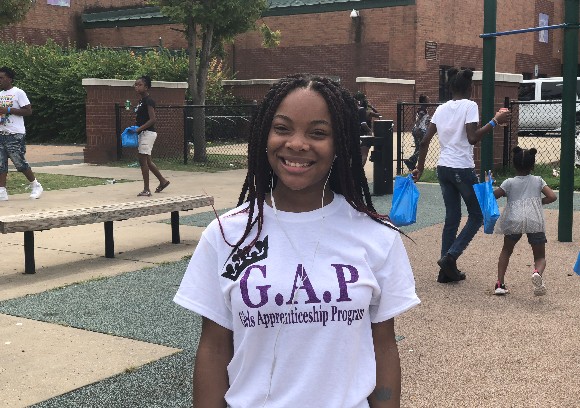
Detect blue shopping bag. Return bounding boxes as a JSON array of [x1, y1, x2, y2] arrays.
[[121, 126, 139, 148], [389, 174, 420, 227], [574, 251, 580, 276], [473, 170, 500, 234]]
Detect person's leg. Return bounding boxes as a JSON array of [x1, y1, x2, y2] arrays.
[[529, 232, 548, 295], [21, 167, 36, 183], [437, 166, 462, 259], [6, 134, 42, 198], [146, 156, 170, 192], [360, 145, 370, 167], [139, 153, 150, 193], [435, 166, 464, 281], [446, 168, 483, 260], [497, 235, 519, 284], [0, 135, 8, 188]]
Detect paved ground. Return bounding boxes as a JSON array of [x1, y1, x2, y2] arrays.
[[1, 145, 579, 407]]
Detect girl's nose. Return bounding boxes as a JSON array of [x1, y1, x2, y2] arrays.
[[285, 133, 309, 151]]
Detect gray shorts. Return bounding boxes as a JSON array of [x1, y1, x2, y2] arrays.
[[0, 132, 30, 173], [505, 232, 547, 245], [138, 130, 157, 155]]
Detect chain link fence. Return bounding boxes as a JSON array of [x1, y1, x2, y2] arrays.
[[115, 104, 256, 169], [396, 100, 580, 175], [508, 100, 580, 172], [396, 102, 441, 173]]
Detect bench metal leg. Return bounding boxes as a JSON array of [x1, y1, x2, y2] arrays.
[[104, 221, 114, 258], [24, 231, 36, 274], [171, 211, 180, 244]]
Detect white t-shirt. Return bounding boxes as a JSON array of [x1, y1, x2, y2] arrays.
[[174, 193, 420, 408], [495, 175, 547, 235], [431, 99, 479, 168], [0, 87, 30, 135]]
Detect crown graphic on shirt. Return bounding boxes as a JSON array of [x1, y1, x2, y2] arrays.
[[222, 235, 269, 281]]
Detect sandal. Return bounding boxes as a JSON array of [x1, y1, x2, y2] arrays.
[[155, 180, 170, 193], [137, 190, 151, 197]]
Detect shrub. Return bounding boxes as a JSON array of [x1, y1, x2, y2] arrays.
[[0, 41, 233, 143]]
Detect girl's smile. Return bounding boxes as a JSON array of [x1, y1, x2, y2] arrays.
[[267, 88, 335, 202]]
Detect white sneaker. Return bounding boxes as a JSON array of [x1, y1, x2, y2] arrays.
[[0, 187, 8, 201], [28, 181, 43, 199], [532, 271, 547, 296]]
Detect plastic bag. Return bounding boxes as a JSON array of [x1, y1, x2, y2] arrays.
[[389, 174, 420, 227], [473, 170, 500, 234], [121, 126, 139, 148], [574, 251, 580, 276]]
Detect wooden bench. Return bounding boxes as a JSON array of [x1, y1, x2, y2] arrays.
[[0, 194, 214, 274]]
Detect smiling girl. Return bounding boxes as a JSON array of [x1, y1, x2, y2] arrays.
[[174, 74, 420, 408]]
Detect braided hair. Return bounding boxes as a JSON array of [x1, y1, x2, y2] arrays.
[[219, 73, 397, 256]]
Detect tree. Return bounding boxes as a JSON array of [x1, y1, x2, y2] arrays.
[[0, 0, 35, 27], [148, 0, 279, 162]]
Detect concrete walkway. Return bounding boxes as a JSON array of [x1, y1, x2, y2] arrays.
[[1, 145, 579, 407]]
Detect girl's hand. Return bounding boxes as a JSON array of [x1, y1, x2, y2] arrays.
[[411, 168, 422, 182]]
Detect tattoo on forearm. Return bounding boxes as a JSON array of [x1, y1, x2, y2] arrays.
[[374, 386, 392, 401]]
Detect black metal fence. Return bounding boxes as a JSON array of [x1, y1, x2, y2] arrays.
[[396, 102, 441, 173], [507, 100, 580, 172], [115, 103, 257, 168], [396, 100, 580, 174]]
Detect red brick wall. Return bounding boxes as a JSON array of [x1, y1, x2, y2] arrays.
[[357, 80, 415, 128], [222, 81, 275, 103], [0, 0, 145, 46], [85, 24, 186, 49], [83, 79, 186, 163]]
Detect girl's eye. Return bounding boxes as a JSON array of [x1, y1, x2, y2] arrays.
[[311, 130, 329, 139], [273, 125, 289, 134]]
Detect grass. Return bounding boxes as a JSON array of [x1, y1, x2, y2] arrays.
[[106, 154, 247, 173], [6, 172, 130, 195], [418, 165, 580, 191]]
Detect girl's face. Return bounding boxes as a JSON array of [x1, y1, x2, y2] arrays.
[[134, 79, 148, 95], [267, 88, 335, 195]]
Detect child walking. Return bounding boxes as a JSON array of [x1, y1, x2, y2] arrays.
[[493, 146, 557, 295], [133, 75, 169, 197]]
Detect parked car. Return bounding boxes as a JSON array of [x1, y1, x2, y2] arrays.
[[517, 77, 580, 136]]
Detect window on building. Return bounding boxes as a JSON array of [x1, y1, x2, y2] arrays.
[[47, 0, 71, 6]]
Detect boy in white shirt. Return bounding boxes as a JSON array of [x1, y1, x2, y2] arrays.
[[0, 66, 43, 200]]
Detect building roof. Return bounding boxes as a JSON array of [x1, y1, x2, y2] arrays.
[[82, 7, 171, 28], [265, 0, 413, 16], [82, 0, 413, 28]]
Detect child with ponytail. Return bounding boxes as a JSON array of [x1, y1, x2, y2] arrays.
[[492, 146, 557, 295]]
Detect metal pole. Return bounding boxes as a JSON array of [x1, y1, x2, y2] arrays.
[[481, 0, 497, 176], [558, 0, 578, 242], [115, 103, 122, 160]]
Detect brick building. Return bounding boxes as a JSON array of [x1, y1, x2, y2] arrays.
[[0, 0, 569, 102]]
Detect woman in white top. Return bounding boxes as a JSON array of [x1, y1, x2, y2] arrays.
[[174, 74, 420, 407], [412, 68, 509, 283]]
